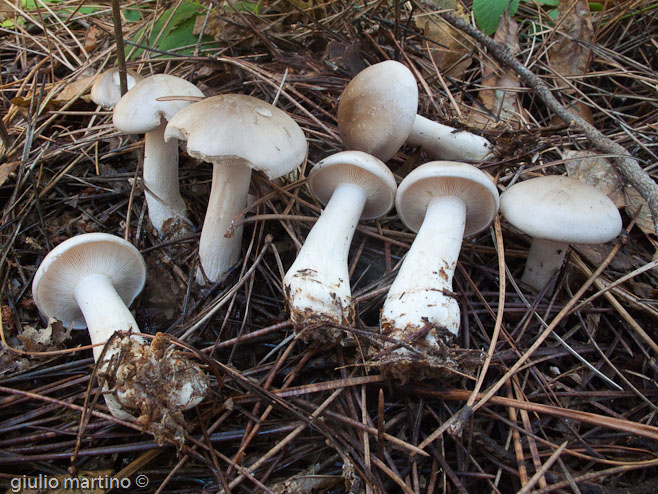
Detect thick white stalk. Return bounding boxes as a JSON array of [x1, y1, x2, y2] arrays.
[[74, 273, 143, 420], [284, 183, 367, 333], [406, 115, 492, 161], [197, 161, 252, 284], [381, 195, 466, 357], [143, 122, 187, 234], [521, 237, 569, 292]]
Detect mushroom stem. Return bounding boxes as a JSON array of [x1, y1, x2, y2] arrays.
[[197, 161, 252, 284], [143, 122, 188, 233], [284, 183, 367, 330], [406, 115, 492, 161], [521, 237, 569, 292], [381, 195, 466, 353], [73, 273, 143, 362]]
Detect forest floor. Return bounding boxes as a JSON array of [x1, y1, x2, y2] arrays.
[[1, 0, 657, 493]]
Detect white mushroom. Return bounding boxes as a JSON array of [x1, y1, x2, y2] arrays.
[[377, 161, 499, 380], [90, 68, 142, 109], [500, 175, 622, 292], [164, 94, 308, 284], [337, 60, 492, 162], [283, 151, 396, 343], [113, 74, 205, 235], [32, 233, 208, 421]]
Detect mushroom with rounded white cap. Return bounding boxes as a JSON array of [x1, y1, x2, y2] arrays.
[[283, 151, 397, 343], [90, 68, 142, 109], [164, 94, 308, 284], [113, 74, 205, 235], [375, 161, 499, 381], [32, 233, 208, 428], [500, 175, 622, 292], [337, 60, 492, 162]]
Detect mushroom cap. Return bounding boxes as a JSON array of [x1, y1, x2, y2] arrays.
[[90, 68, 142, 109], [500, 175, 622, 244], [164, 94, 307, 179], [337, 60, 418, 162], [113, 74, 205, 133], [32, 233, 147, 330], [309, 151, 397, 220], [396, 161, 499, 235]]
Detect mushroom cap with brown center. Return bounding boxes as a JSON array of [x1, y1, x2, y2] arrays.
[[113, 74, 205, 133], [164, 94, 307, 179], [337, 60, 418, 162], [500, 175, 622, 244], [309, 150, 397, 219], [32, 233, 146, 329], [396, 161, 499, 235]]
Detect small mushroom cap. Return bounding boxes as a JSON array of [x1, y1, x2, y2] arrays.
[[337, 60, 418, 162], [113, 74, 205, 133], [309, 151, 397, 220], [32, 233, 146, 330], [164, 94, 307, 179], [90, 68, 142, 109], [500, 175, 622, 244], [396, 161, 499, 235]]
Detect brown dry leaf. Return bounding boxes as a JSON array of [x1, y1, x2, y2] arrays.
[[563, 150, 653, 235], [548, 0, 594, 123], [470, 14, 528, 128], [415, 0, 474, 77], [83, 25, 100, 53], [0, 161, 19, 188], [18, 317, 72, 352], [11, 75, 95, 109]]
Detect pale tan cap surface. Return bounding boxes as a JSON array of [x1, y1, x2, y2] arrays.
[[90, 68, 142, 109], [337, 60, 418, 162], [396, 161, 499, 235], [164, 94, 307, 179], [113, 74, 204, 133], [32, 233, 146, 329], [309, 150, 397, 220], [500, 175, 622, 244]]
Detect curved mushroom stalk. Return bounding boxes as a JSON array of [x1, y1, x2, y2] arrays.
[[197, 160, 252, 284], [407, 115, 492, 162], [380, 196, 465, 363], [284, 183, 366, 338], [143, 122, 188, 233], [521, 238, 568, 292]]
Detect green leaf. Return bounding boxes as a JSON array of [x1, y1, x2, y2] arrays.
[[122, 8, 142, 22], [522, 0, 559, 5], [473, 0, 520, 35], [227, 0, 263, 14], [589, 2, 603, 10]]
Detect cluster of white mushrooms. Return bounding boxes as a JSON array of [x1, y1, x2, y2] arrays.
[[31, 58, 624, 431]]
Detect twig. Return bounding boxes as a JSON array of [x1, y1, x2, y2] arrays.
[[433, 8, 658, 235]]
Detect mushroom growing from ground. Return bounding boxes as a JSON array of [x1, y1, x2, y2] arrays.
[[375, 161, 499, 381], [113, 74, 205, 235], [500, 175, 622, 292], [32, 233, 208, 430], [283, 151, 397, 343], [164, 94, 307, 284], [337, 60, 492, 162], [90, 68, 142, 109]]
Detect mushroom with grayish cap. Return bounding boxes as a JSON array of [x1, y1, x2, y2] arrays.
[[375, 161, 499, 381], [32, 233, 208, 427], [164, 94, 308, 284], [338, 60, 492, 162], [500, 175, 622, 292], [90, 68, 142, 109], [283, 151, 397, 343], [113, 74, 205, 235]]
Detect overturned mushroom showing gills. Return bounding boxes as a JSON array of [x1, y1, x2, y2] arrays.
[[113, 74, 204, 234], [283, 151, 396, 343], [337, 60, 492, 162], [165, 94, 307, 284], [376, 161, 499, 381], [500, 175, 622, 292], [32, 233, 208, 425], [90, 68, 142, 109]]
